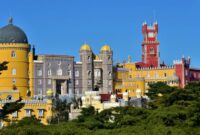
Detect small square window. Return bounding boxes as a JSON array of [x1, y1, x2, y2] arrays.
[[25, 109, 31, 117], [48, 79, 51, 85], [12, 111, 18, 118], [12, 78, 16, 84], [38, 109, 44, 117]]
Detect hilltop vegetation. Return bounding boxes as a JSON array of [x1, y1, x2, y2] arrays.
[[1, 82, 200, 135]]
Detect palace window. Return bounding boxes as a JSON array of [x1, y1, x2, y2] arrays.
[[67, 70, 72, 77], [11, 50, 16, 58], [108, 72, 112, 78], [164, 73, 167, 77], [37, 88, 42, 95], [12, 68, 16, 75], [155, 73, 159, 78], [25, 109, 31, 117], [57, 68, 63, 76], [38, 109, 44, 118], [67, 64, 71, 69], [88, 71, 91, 77], [98, 70, 101, 77], [48, 63, 51, 67], [12, 78, 16, 84], [48, 79, 51, 85], [75, 70, 79, 77], [150, 47, 154, 54], [108, 56, 111, 60], [88, 56, 91, 61], [37, 69, 42, 76], [12, 111, 18, 118], [146, 73, 150, 78], [47, 69, 51, 76], [75, 80, 79, 85], [38, 79, 42, 85]]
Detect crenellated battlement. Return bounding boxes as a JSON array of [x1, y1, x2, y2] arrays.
[[136, 65, 175, 71]]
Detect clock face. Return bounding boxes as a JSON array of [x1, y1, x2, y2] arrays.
[[148, 32, 154, 38]]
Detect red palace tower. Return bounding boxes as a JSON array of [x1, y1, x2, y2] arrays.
[[137, 21, 160, 68]]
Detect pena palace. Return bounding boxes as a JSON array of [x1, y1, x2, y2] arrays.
[[0, 17, 200, 126]]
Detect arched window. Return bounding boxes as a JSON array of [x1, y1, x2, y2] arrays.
[[48, 69, 51, 76], [67, 70, 71, 77], [11, 50, 16, 58], [108, 72, 112, 77], [75, 70, 79, 77], [150, 47, 154, 54], [88, 71, 91, 77], [12, 68, 16, 75], [88, 56, 91, 61]]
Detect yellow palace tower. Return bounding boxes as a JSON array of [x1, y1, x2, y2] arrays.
[[0, 17, 52, 126], [0, 17, 33, 99]]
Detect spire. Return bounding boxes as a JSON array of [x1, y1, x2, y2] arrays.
[[8, 16, 13, 24], [128, 55, 131, 63]]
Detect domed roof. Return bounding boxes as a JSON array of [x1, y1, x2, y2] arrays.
[[0, 17, 28, 44], [46, 89, 53, 97], [101, 44, 111, 52], [80, 43, 91, 51], [95, 55, 100, 60]]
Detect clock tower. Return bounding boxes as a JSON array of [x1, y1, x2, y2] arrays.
[[141, 21, 160, 67]]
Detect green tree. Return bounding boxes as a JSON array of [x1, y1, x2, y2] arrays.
[[0, 62, 24, 122], [50, 98, 70, 124], [147, 82, 178, 100], [0, 61, 8, 75]]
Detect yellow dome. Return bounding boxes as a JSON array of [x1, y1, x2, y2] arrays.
[[101, 44, 111, 52], [46, 89, 53, 97], [95, 55, 100, 60], [80, 43, 91, 51]]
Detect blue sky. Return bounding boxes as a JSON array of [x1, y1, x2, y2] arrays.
[[0, 0, 200, 67]]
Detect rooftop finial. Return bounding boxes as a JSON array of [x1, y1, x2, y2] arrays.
[[8, 16, 13, 24], [128, 55, 131, 63]]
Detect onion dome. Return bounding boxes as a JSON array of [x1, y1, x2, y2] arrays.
[[101, 44, 112, 52], [80, 43, 91, 51], [0, 17, 28, 44]]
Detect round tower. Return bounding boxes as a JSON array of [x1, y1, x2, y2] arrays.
[[100, 44, 113, 94], [0, 17, 30, 98], [80, 43, 93, 93]]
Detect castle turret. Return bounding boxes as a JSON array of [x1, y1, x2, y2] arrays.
[[100, 44, 113, 94], [142, 21, 160, 67], [80, 43, 93, 93]]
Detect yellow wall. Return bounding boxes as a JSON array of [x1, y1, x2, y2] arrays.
[[0, 99, 53, 125], [0, 43, 30, 98], [114, 62, 179, 97]]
